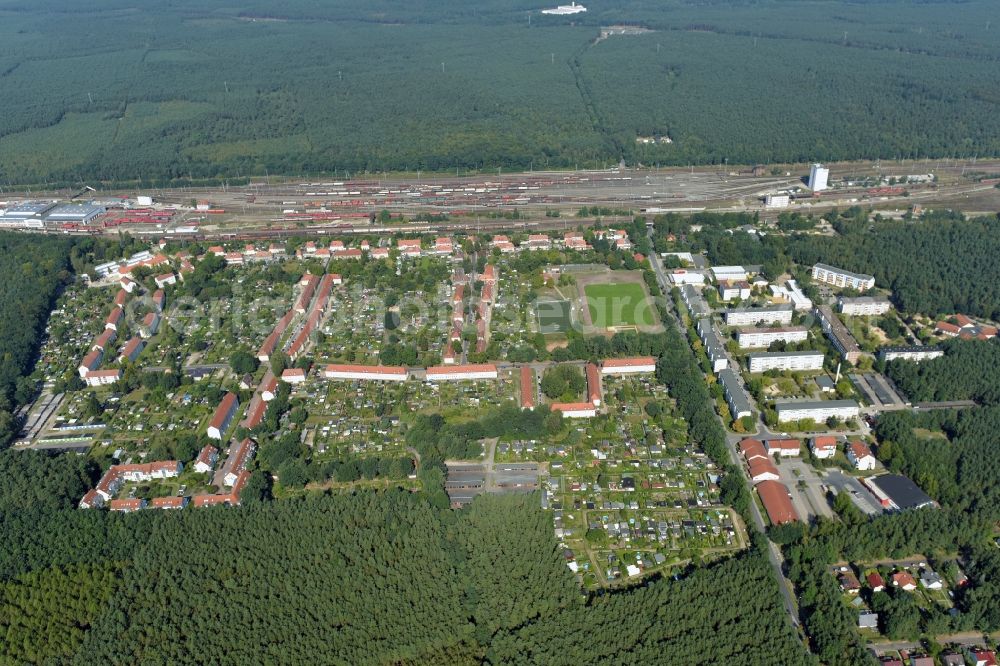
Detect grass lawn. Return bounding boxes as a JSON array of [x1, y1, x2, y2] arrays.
[[584, 283, 655, 328], [535, 299, 572, 333]]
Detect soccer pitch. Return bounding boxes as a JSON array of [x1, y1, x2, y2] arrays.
[[584, 283, 656, 328]]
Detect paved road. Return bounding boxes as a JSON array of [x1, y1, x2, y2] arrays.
[[649, 242, 802, 630]]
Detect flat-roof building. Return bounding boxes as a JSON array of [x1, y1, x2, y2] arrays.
[[737, 327, 809, 349], [866, 474, 936, 511], [46, 203, 105, 224], [775, 400, 859, 423], [838, 296, 892, 316], [812, 263, 875, 291], [680, 284, 710, 319], [719, 368, 754, 420], [724, 305, 794, 327], [748, 351, 824, 373], [711, 265, 748, 283], [817, 306, 862, 364], [878, 346, 944, 363], [697, 319, 729, 373]]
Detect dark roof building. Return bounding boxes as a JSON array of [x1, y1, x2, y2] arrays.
[[869, 474, 936, 511]]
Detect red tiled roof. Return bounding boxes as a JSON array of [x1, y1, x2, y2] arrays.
[[243, 400, 267, 429], [936, 321, 961, 334], [425, 364, 497, 376], [210, 393, 238, 430], [812, 435, 838, 449], [325, 364, 407, 376], [602, 357, 656, 368], [81, 350, 102, 370], [765, 438, 801, 452], [586, 363, 601, 403], [739, 438, 767, 460], [520, 367, 535, 409], [550, 402, 597, 413], [108, 498, 145, 511], [196, 445, 219, 466], [756, 480, 798, 525], [849, 440, 872, 459], [149, 496, 187, 509], [748, 458, 779, 479], [192, 494, 229, 507]]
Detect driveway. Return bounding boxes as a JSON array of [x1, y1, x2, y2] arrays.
[[824, 469, 883, 516]]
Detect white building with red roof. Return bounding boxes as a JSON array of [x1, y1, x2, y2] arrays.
[[425, 364, 498, 381], [84, 369, 122, 387], [222, 438, 256, 487], [324, 364, 409, 382], [194, 445, 220, 474], [118, 337, 144, 363], [433, 237, 454, 255], [397, 239, 422, 257], [140, 312, 160, 338], [79, 489, 105, 509], [149, 496, 188, 510], [601, 357, 657, 375], [491, 235, 516, 253], [207, 392, 239, 440], [105, 308, 124, 331], [847, 440, 876, 470], [154, 272, 177, 288], [550, 402, 597, 418], [764, 438, 801, 457], [92, 329, 116, 352], [109, 498, 147, 512], [79, 349, 103, 378], [281, 368, 307, 383], [811, 435, 838, 459]]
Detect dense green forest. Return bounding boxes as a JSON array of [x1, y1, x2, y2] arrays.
[[885, 339, 1000, 404], [665, 211, 1000, 318], [0, 234, 73, 443], [0, 457, 810, 664], [0, 0, 998, 185]]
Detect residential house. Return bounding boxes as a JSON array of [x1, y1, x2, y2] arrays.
[[847, 441, 876, 471]]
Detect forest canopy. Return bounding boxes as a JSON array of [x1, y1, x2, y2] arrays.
[[0, 0, 998, 185]]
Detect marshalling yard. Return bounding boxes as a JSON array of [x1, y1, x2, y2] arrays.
[[2, 159, 998, 240]]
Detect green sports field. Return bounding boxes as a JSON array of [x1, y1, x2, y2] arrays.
[[584, 283, 656, 328]]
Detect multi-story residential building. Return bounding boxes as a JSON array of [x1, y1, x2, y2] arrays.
[[697, 319, 729, 373], [724, 305, 794, 327], [838, 296, 892, 316], [877, 346, 944, 363], [816, 305, 862, 364], [774, 400, 859, 423], [747, 351, 825, 373], [719, 368, 754, 420], [811, 263, 875, 291], [736, 327, 809, 349]]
